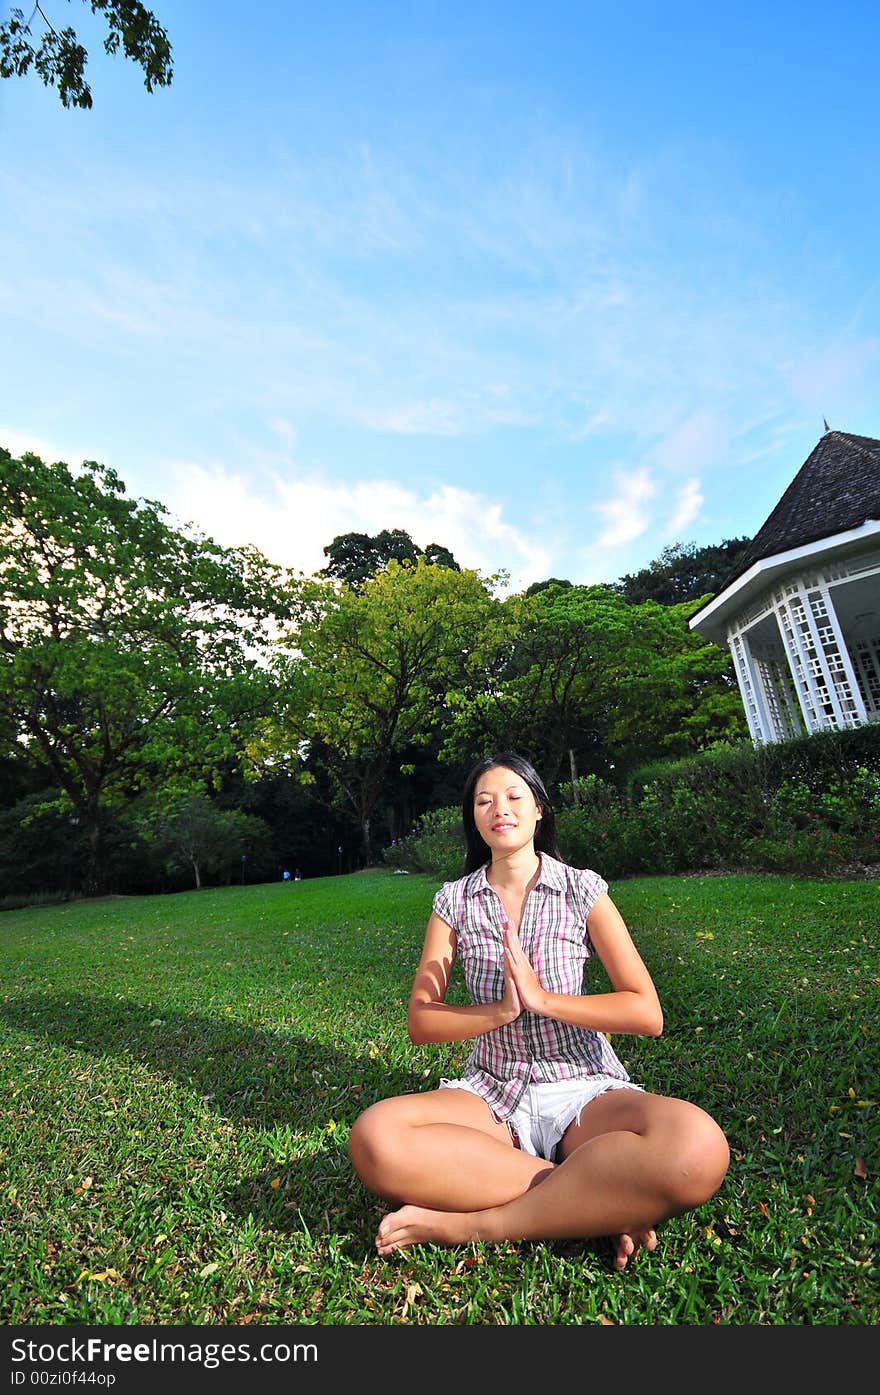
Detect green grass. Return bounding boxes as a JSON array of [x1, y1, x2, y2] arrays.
[[0, 870, 877, 1326]]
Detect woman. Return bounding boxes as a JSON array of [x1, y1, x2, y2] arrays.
[[348, 752, 729, 1269]]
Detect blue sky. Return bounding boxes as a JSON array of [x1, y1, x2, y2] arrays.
[[2, 0, 879, 593]]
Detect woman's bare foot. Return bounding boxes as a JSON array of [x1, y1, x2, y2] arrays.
[[612, 1226, 657, 1271], [376, 1204, 475, 1254]]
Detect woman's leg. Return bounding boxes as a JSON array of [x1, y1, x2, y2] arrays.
[[373, 1089, 729, 1265], [348, 1088, 553, 1212]]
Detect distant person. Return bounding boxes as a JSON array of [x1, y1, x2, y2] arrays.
[[294, 868, 302, 881], [282, 869, 290, 883], [348, 751, 729, 1271]]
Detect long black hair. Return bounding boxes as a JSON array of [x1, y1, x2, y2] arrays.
[[461, 751, 561, 873]]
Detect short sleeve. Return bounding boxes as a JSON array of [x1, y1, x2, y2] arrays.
[[432, 880, 456, 927], [578, 867, 608, 918], [573, 867, 608, 958]]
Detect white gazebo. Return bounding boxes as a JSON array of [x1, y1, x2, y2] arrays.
[[689, 429, 880, 744]]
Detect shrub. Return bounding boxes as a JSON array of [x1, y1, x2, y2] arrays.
[[383, 804, 465, 881], [385, 726, 880, 880]]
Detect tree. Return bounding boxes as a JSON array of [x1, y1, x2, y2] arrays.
[[0, 448, 291, 895], [141, 787, 271, 891], [443, 583, 631, 786], [614, 538, 752, 606], [443, 584, 747, 787], [523, 577, 573, 596], [599, 597, 748, 772], [320, 528, 460, 590], [0, 1, 172, 109], [262, 558, 497, 863], [423, 542, 460, 571]]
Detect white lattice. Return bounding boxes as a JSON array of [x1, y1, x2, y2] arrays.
[[724, 547, 878, 742], [853, 638, 880, 715]]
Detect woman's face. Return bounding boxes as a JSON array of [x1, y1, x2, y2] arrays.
[[472, 765, 542, 856]]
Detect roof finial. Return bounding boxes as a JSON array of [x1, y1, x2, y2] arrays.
[[823, 417, 831, 433]]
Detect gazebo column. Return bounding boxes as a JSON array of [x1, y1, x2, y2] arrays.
[[728, 629, 774, 742], [773, 581, 868, 732], [729, 622, 803, 743]]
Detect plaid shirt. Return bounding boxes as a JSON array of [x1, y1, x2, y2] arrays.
[[432, 854, 630, 1120]]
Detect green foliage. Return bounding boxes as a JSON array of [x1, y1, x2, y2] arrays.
[[268, 559, 497, 861], [320, 528, 460, 590], [0, 874, 876, 1324], [401, 727, 880, 880], [443, 585, 747, 785], [138, 787, 275, 890], [612, 537, 753, 606], [0, 1, 172, 109], [0, 787, 87, 895], [0, 448, 291, 893], [383, 804, 465, 881]]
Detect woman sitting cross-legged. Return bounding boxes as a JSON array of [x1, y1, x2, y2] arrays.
[[348, 750, 730, 1271]]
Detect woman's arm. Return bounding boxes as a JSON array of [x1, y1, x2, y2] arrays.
[[407, 911, 521, 1045], [503, 893, 663, 1038]]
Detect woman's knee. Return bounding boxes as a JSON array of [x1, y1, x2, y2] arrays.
[[348, 1097, 411, 1185], [669, 1108, 730, 1208], [348, 1100, 386, 1168]]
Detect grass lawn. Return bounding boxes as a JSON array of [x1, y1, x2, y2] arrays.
[[0, 869, 876, 1326]]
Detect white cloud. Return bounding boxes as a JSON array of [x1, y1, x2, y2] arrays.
[[596, 467, 656, 548], [666, 476, 703, 535], [0, 427, 99, 467], [161, 461, 552, 594]]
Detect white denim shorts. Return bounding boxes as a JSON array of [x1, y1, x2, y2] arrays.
[[439, 1074, 644, 1161]]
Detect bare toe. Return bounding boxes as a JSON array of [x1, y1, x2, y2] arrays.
[[613, 1227, 657, 1271], [613, 1232, 635, 1271]]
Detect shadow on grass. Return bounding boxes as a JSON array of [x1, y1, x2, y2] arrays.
[[224, 1136, 380, 1246], [0, 990, 419, 1128], [1, 990, 432, 1245]]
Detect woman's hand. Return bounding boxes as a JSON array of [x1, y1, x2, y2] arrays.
[[497, 948, 523, 1024], [503, 921, 548, 1015]]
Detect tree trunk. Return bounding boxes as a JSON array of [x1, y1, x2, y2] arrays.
[[84, 804, 105, 897], [568, 747, 579, 801]]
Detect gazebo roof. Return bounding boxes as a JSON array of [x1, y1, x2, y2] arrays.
[[719, 429, 880, 589], [690, 428, 880, 642]]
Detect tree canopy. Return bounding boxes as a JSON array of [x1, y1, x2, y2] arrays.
[[1, 449, 757, 896], [442, 583, 747, 784], [613, 538, 752, 606], [320, 528, 460, 590], [0, 448, 290, 893], [0, 1, 172, 109], [260, 558, 496, 862]]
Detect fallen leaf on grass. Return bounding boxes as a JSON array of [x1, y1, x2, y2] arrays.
[[400, 1281, 423, 1320], [199, 1262, 219, 1278], [454, 1254, 483, 1272], [76, 1269, 120, 1284], [854, 1157, 867, 1179]]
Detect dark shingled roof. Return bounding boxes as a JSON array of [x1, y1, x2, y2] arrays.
[[718, 429, 880, 591]]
